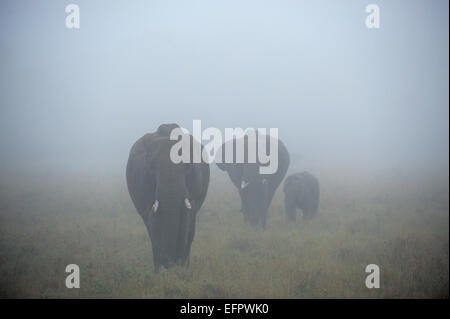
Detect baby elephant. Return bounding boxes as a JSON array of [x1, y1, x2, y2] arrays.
[[283, 171, 320, 221]]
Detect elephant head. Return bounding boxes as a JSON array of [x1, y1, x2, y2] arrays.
[[216, 132, 290, 229], [126, 124, 210, 269], [238, 163, 272, 226]]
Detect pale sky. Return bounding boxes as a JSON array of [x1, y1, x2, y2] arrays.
[[0, 0, 448, 174]]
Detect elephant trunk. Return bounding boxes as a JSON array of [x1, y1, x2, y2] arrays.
[[151, 184, 192, 267]]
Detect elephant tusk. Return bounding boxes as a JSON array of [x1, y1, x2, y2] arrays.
[[262, 178, 268, 185], [151, 200, 159, 213], [241, 181, 249, 189], [184, 198, 192, 210]]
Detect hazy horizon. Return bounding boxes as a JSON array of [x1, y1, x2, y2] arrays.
[[0, 0, 448, 176]]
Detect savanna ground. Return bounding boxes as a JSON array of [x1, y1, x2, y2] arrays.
[[0, 166, 448, 298]]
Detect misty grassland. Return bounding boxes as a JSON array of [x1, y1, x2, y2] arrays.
[[0, 167, 448, 298]]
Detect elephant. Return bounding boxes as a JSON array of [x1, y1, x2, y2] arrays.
[[126, 123, 210, 269], [283, 171, 319, 222], [216, 131, 290, 229]]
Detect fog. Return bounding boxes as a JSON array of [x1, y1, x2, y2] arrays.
[[0, 0, 448, 176]]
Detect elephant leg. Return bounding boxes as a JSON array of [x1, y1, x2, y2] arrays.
[[239, 190, 249, 215], [182, 212, 197, 267], [240, 199, 251, 223], [285, 196, 297, 222], [146, 224, 161, 271]]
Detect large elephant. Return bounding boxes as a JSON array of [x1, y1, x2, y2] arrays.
[[216, 131, 290, 229], [126, 123, 210, 269], [283, 171, 319, 222]]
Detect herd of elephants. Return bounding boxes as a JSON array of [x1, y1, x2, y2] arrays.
[[126, 124, 320, 269]]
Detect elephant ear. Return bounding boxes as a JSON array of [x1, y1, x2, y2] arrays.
[[126, 133, 163, 221], [143, 136, 167, 170], [215, 138, 247, 190], [264, 137, 290, 189]]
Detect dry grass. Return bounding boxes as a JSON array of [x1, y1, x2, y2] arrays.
[[0, 167, 448, 298]]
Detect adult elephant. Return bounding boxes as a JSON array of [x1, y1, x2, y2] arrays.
[[216, 131, 290, 229], [283, 171, 319, 222], [126, 123, 210, 269]]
